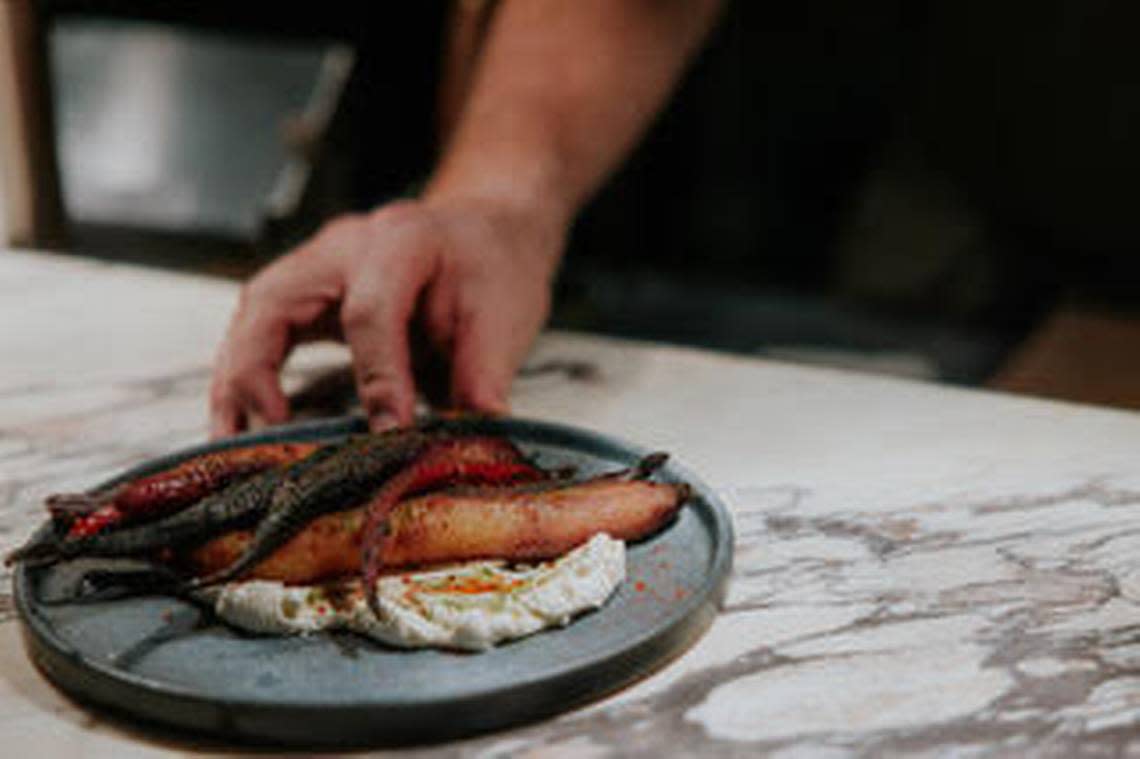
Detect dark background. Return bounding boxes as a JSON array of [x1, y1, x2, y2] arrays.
[[36, 0, 1140, 392]]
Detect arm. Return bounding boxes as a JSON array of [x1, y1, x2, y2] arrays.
[[430, 0, 724, 223], [209, 0, 723, 436]]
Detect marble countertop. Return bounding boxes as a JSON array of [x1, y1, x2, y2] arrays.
[[4, 248, 1140, 756]]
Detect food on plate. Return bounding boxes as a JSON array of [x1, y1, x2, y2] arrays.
[[185, 452, 683, 584], [357, 436, 567, 614], [46, 442, 321, 537], [204, 533, 625, 651], [190, 434, 546, 588], [10, 445, 342, 565], [8, 423, 688, 650]]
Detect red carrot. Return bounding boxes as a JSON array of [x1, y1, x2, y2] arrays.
[[360, 437, 547, 616], [48, 442, 322, 538]]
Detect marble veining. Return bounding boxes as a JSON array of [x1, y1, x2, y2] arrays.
[[4, 249, 1140, 756]]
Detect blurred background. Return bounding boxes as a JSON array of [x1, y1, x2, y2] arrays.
[[4, 1, 1140, 406]]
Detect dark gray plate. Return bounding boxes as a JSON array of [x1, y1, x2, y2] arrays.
[[14, 416, 733, 747]]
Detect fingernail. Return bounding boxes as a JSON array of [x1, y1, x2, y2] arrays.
[[479, 395, 510, 417], [453, 388, 509, 417], [369, 412, 399, 433]]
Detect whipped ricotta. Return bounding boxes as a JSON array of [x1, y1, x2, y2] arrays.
[[201, 533, 625, 651]]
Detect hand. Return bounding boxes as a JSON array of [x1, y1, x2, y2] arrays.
[[209, 196, 565, 437]]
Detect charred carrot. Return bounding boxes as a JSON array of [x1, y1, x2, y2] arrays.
[[189, 429, 434, 587], [185, 453, 685, 585], [6, 443, 340, 566], [360, 436, 547, 616], [47, 442, 322, 537]]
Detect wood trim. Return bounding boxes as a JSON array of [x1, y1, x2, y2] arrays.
[[989, 307, 1140, 410], [0, 0, 64, 247]]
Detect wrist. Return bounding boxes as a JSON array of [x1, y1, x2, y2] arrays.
[[423, 170, 572, 276], [422, 148, 577, 235]]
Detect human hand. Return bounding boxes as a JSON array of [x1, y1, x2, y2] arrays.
[[209, 196, 565, 437]]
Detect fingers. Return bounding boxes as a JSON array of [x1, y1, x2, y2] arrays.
[[242, 370, 291, 426], [209, 201, 550, 438], [340, 243, 435, 432], [210, 373, 287, 438], [448, 305, 525, 416], [425, 218, 554, 419], [209, 238, 344, 439], [209, 319, 293, 438], [208, 374, 289, 438], [208, 388, 240, 439]]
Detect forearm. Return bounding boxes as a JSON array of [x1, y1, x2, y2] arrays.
[[426, 0, 723, 228]]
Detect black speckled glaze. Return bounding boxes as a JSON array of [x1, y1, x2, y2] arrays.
[[14, 416, 733, 748]]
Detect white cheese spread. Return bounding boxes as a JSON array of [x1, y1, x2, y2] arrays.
[[201, 533, 625, 651]]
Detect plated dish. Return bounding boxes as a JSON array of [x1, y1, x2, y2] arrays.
[[12, 416, 732, 746]]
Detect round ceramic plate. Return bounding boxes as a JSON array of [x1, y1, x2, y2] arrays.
[[14, 416, 733, 747]]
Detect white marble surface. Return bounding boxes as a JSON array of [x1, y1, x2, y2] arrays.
[[4, 248, 1140, 756]]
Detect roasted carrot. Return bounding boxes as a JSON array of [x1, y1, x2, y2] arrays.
[[188, 429, 433, 587], [47, 442, 322, 537], [6, 444, 338, 566], [185, 454, 686, 586], [359, 436, 548, 615]]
